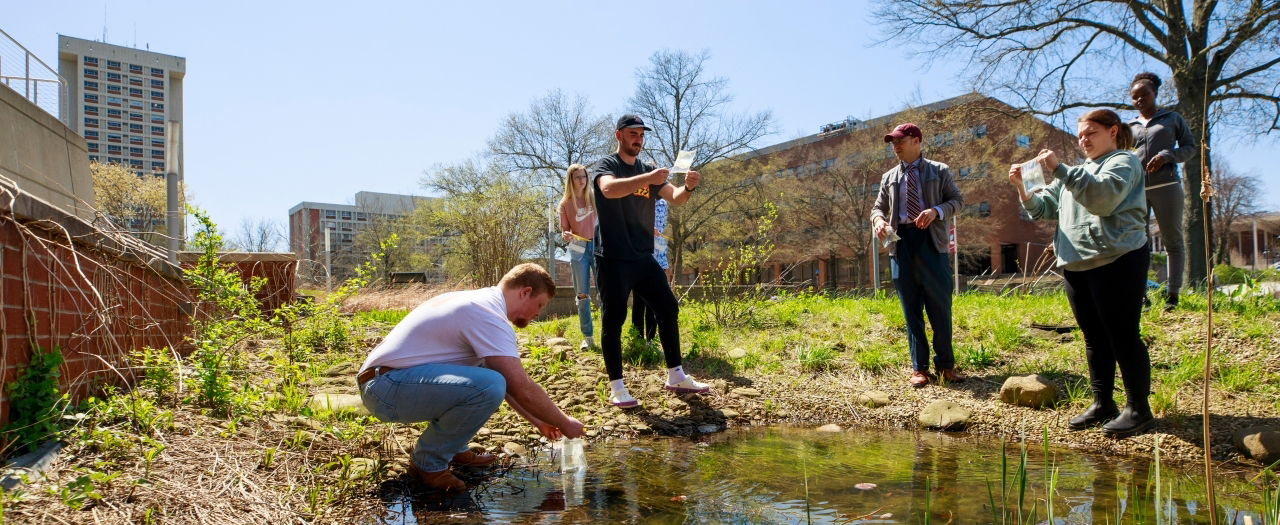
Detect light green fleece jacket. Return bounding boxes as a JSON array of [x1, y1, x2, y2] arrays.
[[1022, 149, 1148, 271]]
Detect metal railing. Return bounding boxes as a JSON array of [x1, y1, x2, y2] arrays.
[[0, 27, 68, 125]]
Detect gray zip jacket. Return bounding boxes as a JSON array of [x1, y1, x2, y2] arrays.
[[1129, 109, 1197, 188], [1022, 150, 1147, 271]]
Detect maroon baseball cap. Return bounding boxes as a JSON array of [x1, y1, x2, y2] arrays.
[[884, 123, 923, 143]]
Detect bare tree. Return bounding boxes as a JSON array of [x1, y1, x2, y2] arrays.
[[628, 49, 779, 279], [1209, 163, 1262, 264], [487, 89, 614, 195], [873, 0, 1280, 285], [228, 217, 284, 252], [419, 158, 545, 286]]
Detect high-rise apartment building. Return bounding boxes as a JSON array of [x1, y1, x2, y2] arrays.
[[57, 35, 184, 175]]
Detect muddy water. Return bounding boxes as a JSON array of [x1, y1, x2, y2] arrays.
[[367, 427, 1265, 524]]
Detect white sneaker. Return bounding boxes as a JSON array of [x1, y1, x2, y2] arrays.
[[580, 337, 594, 350], [664, 376, 711, 394], [609, 389, 639, 408]]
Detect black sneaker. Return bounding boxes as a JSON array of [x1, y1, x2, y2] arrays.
[[1163, 293, 1178, 312], [1068, 400, 1119, 430], [1101, 406, 1155, 438]]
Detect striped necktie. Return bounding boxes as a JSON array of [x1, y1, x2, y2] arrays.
[[904, 162, 923, 222]]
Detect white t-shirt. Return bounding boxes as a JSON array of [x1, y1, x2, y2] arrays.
[[359, 287, 519, 371]]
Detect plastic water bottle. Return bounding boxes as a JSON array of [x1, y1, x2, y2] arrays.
[[559, 437, 586, 473]]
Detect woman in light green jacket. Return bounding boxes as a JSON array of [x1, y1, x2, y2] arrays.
[[1008, 109, 1152, 439]]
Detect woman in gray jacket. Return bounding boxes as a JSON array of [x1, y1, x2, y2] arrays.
[[1130, 72, 1197, 309], [1009, 109, 1153, 439]]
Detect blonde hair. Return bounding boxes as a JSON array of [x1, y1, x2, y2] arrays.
[[558, 164, 594, 212]]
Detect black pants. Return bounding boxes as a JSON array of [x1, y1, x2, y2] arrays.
[[891, 224, 954, 371], [597, 256, 681, 380], [631, 289, 658, 341], [1063, 245, 1151, 409]]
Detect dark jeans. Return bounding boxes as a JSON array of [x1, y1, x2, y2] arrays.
[[891, 224, 954, 371], [597, 256, 682, 380], [1063, 245, 1151, 409], [631, 289, 658, 341]]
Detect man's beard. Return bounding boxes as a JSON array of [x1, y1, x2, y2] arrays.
[[622, 142, 642, 157], [512, 317, 530, 329]]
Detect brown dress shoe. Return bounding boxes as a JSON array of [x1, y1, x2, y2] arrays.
[[910, 370, 931, 388], [407, 462, 466, 492], [938, 368, 966, 383], [451, 450, 498, 467]]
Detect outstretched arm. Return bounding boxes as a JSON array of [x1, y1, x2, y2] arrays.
[[658, 170, 700, 205], [486, 356, 584, 438]]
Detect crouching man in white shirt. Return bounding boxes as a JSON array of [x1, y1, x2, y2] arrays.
[[357, 263, 585, 491]]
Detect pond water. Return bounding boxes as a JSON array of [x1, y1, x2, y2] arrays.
[[366, 427, 1267, 524]]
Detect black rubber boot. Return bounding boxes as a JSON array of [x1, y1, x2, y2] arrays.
[[1068, 398, 1119, 430], [1102, 402, 1155, 438]]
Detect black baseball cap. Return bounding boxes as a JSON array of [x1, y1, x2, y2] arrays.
[[616, 114, 653, 131]]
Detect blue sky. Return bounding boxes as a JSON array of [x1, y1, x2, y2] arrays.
[[9, 0, 1278, 237]]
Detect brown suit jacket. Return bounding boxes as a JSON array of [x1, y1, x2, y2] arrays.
[[869, 156, 964, 255]]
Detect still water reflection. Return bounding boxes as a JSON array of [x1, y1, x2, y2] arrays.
[[366, 427, 1263, 524]]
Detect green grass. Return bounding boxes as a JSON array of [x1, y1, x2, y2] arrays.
[[796, 344, 838, 373], [353, 309, 409, 325]]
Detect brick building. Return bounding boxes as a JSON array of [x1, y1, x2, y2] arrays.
[[288, 191, 445, 282], [686, 94, 1082, 289]]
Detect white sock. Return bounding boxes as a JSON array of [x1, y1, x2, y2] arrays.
[[667, 366, 688, 385], [609, 379, 626, 393]]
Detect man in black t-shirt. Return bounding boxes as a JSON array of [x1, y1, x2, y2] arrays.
[[591, 114, 707, 408]]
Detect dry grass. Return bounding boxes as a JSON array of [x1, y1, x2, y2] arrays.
[[338, 283, 467, 313]]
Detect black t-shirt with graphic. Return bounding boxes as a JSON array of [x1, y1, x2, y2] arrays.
[[590, 153, 667, 260]]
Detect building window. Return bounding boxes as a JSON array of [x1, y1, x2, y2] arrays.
[[107, 85, 121, 94], [107, 108, 121, 118], [324, 210, 336, 219], [129, 159, 144, 168], [1016, 134, 1030, 148], [85, 131, 99, 140], [130, 147, 144, 156], [84, 81, 99, 91], [971, 125, 987, 139], [130, 101, 144, 110], [151, 91, 163, 100], [107, 157, 121, 164], [83, 56, 98, 66], [129, 64, 143, 74], [84, 105, 98, 115], [107, 145, 122, 154], [108, 121, 121, 130], [151, 138, 163, 147], [130, 112, 143, 121], [89, 155, 100, 162], [106, 60, 121, 70], [107, 97, 122, 107], [107, 72, 121, 82], [129, 88, 143, 97], [979, 202, 991, 217], [130, 123, 143, 133], [107, 133, 122, 142], [958, 167, 971, 179], [820, 158, 836, 171], [151, 149, 164, 158], [151, 102, 164, 111], [84, 94, 99, 103], [84, 68, 99, 79], [152, 161, 165, 171], [150, 67, 163, 77], [151, 79, 164, 88], [341, 211, 352, 219], [129, 77, 142, 86], [88, 143, 99, 152], [356, 212, 366, 221], [150, 115, 164, 123], [151, 126, 164, 135], [130, 136, 143, 145]]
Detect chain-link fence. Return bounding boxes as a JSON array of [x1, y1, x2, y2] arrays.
[[0, 27, 67, 125]]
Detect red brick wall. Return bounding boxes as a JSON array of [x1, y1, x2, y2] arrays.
[[0, 215, 191, 425], [178, 253, 299, 313]]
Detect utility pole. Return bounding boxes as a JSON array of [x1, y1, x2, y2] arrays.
[[547, 204, 556, 281], [164, 121, 180, 264], [325, 227, 333, 293], [952, 217, 959, 294], [1253, 220, 1260, 270], [871, 232, 879, 295]]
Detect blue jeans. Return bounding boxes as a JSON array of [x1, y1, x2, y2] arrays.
[[569, 241, 595, 337], [891, 225, 954, 372], [359, 364, 506, 472]]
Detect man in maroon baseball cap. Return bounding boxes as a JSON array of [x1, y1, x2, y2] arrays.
[[869, 122, 965, 388]]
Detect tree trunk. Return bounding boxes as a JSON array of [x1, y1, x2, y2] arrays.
[[1174, 82, 1213, 288]]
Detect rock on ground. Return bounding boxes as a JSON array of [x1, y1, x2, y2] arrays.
[[816, 424, 842, 432], [306, 393, 370, 417], [503, 442, 528, 457], [1233, 426, 1280, 466], [857, 391, 891, 408], [918, 401, 971, 431], [727, 348, 748, 359], [999, 375, 1059, 409], [545, 337, 569, 348]]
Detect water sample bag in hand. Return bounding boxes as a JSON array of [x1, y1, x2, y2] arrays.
[[1020, 159, 1047, 194], [559, 437, 587, 473], [882, 227, 901, 248], [671, 150, 696, 175]]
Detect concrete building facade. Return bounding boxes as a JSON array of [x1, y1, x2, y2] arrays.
[[288, 191, 444, 281], [57, 35, 184, 176]]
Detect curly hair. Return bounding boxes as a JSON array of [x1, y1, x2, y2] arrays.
[[1132, 72, 1162, 95]]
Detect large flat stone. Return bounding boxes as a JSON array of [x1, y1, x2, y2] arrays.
[[307, 393, 370, 416], [857, 390, 891, 408], [1233, 426, 1280, 466], [919, 401, 971, 431], [999, 375, 1059, 409]]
